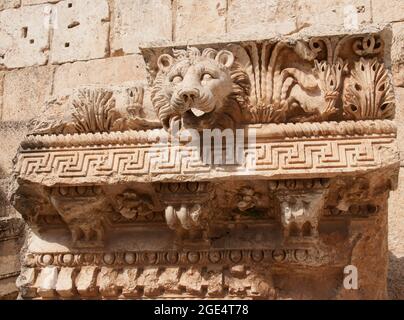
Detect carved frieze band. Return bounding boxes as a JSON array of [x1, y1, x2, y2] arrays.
[[15, 135, 398, 184], [18, 247, 333, 299], [25, 247, 330, 268]]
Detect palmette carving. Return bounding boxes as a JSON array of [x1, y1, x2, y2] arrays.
[[343, 58, 395, 120], [72, 89, 119, 133], [28, 86, 159, 135]]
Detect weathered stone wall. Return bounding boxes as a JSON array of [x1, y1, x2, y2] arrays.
[[0, 0, 403, 299]]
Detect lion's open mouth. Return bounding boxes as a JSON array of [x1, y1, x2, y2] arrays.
[[182, 106, 215, 128], [190, 108, 206, 117]]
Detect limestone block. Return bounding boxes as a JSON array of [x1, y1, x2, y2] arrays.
[[2, 65, 54, 121], [55, 267, 76, 298], [0, 71, 4, 119], [297, 0, 371, 32], [373, 0, 404, 23], [120, 268, 142, 297], [0, 181, 9, 217], [0, 122, 29, 177], [36, 266, 58, 298], [157, 267, 182, 294], [16, 268, 37, 298], [136, 267, 161, 297], [393, 65, 404, 88], [22, 0, 58, 5], [179, 267, 203, 295], [53, 55, 147, 95], [175, 0, 226, 42], [111, 0, 172, 55], [75, 266, 99, 297], [227, 0, 298, 38], [388, 171, 404, 299], [1, 179, 12, 217], [0, 275, 19, 299], [50, 0, 109, 64], [392, 22, 404, 87], [97, 267, 120, 297], [393, 87, 404, 164], [224, 270, 247, 295], [0, 238, 21, 275], [0, 5, 50, 69], [205, 266, 223, 297], [0, 0, 20, 11]]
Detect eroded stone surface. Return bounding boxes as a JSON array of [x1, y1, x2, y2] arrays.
[[0, 4, 50, 69], [50, 0, 109, 64], [111, 0, 172, 55], [0, 0, 20, 11], [0, 1, 403, 301], [2, 65, 54, 121], [53, 55, 148, 95], [228, 0, 298, 37], [373, 0, 404, 23], [175, 0, 226, 41]]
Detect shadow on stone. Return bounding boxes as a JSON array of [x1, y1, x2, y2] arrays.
[[388, 251, 404, 299]]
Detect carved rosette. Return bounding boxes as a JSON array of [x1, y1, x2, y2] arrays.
[[10, 30, 400, 300]]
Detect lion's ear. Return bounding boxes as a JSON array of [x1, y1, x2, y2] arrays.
[[215, 50, 234, 68], [157, 54, 174, 72]]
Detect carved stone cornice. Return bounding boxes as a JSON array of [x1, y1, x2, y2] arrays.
[[13, 120, 399, 187], [10, 29, 401, 300]]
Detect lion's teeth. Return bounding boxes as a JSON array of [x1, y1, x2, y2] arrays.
[[191, 108, 205, 117]]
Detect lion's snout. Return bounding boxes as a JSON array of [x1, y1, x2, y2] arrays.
[[178, 88, 200, 104]]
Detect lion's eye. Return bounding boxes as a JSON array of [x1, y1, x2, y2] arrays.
[[201, 73, 213, 81], [171, 75, 183, 83]]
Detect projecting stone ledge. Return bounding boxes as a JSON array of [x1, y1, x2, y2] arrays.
[[10, 30, 400, 299]]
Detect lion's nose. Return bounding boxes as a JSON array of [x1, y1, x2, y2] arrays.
[[179, 88, 199, 103]]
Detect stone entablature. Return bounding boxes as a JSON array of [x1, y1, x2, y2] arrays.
[[10, 30, 400, 299]]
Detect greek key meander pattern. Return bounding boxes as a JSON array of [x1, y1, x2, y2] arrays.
[[15, 136, 397, 183]]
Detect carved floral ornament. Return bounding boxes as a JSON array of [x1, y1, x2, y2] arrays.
[[26, 33, 396, 136], [145, 33, 395, 133]]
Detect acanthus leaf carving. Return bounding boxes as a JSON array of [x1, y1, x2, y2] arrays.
[[72, 89, 119, 133], [28, 85, 160, 136]]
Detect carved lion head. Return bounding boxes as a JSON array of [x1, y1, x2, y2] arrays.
[[151, 47, 250, 131]]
